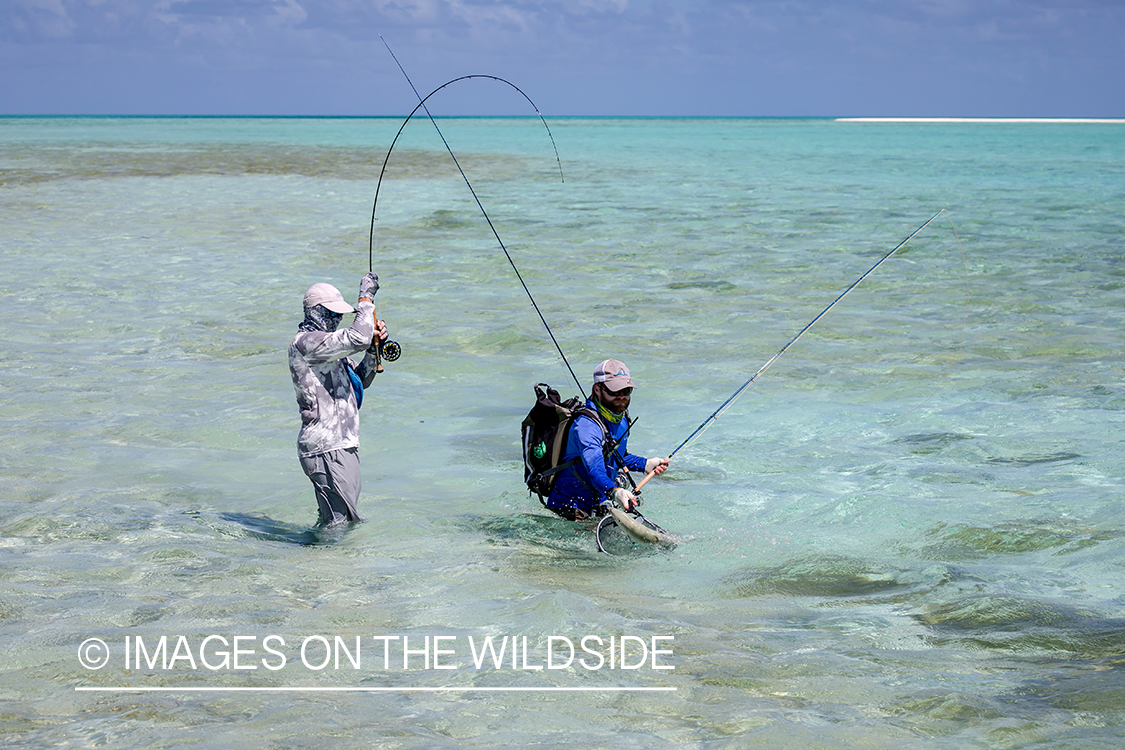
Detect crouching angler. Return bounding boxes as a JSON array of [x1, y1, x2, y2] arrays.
[[288, 273, 388, 526], [545, 359, 669, 521]]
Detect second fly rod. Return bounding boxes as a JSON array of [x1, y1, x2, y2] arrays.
[[633, 208, 953, 492]]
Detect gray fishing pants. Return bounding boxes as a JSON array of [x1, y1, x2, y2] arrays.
[[299, 447, 366, 526]]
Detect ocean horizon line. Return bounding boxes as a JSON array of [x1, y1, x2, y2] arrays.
[[2, 114, 1122, 123]]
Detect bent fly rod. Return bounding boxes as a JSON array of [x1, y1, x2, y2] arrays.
[[633, 209, 954, 492], [370, 38, 580, 392]]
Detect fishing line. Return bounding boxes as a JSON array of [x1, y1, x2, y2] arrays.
[[823, 210, 969, 444], [634, 208, 961, 492], [370, 38, 581, 393]]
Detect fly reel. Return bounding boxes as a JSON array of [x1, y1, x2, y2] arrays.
[[381, 340, 401, 362]]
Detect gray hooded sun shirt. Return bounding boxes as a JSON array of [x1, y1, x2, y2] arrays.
[[288, 298, 378, 458]]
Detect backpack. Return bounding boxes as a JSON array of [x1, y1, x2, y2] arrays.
[[521, 383, 606, 504]]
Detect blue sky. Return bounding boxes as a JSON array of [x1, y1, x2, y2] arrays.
[[2, 0, 1122, 116]]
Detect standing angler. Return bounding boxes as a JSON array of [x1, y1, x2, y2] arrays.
[[545, 359, 670, 521], [288, 273, 388, 527]]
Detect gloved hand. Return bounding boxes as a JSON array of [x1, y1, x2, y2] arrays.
[[359, 272, 379, 301], [611, 487, 638, 511], [645, 457, 670, 475]]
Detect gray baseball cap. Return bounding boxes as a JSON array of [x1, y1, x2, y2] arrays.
[[303, 283, 355, 314]]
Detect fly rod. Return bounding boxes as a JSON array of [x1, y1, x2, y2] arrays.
[[632, 208, 951, 492], [372, 38, 580, 393]]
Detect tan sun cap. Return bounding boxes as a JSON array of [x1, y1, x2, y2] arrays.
[[303, 283, 356, 314], [593, 359, 635, 391]]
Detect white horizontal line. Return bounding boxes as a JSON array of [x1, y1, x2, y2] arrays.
[[835, 117, 1125, 123], [75, 686, 676, 693]]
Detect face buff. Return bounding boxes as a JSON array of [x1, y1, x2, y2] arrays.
[[299, 304, 342, 333], [595, 399, 624, 424]]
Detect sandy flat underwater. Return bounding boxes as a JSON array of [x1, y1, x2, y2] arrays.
[[0, 115, 1123, 748]]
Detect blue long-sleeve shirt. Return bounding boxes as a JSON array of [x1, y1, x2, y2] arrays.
[[545, 399, 647, 518]]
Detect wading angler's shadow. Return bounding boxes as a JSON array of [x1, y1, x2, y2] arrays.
[[219, 512, 357, 546]]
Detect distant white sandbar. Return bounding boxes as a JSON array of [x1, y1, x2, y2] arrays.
[[836, 117, 1125, 123]]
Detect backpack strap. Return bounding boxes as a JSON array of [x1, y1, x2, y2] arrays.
[[538, 456, 579, 480], [532, 406, 607, 505], [568, 407, 615, 501]]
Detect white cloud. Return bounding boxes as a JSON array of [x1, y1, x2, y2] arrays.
[[6, 0, 76, 37], [271, 0, 307, 26]]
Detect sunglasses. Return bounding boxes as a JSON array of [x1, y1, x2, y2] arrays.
[[599, 385, 633, 398]]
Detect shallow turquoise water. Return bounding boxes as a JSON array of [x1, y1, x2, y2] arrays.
[[1, 116, 1123, 748]]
